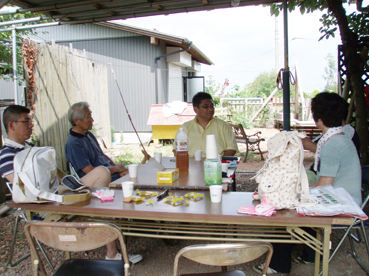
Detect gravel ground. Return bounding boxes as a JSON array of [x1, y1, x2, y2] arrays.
[[1, 128, 368, 275]]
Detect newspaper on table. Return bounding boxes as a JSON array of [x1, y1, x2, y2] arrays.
[[296, 185, 368, 220]]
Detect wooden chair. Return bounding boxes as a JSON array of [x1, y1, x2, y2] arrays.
[[25, 221, 130, 276], [173, 242, 273, 276], [227, 123, 265, 162]]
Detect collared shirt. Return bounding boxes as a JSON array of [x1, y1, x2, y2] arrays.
[[65, 129, 120, 181], [317, 134, 362, 206], [180, 116, 238, 157], [0, 138, 34, 181]]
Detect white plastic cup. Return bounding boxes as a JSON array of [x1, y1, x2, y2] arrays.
[[206, 134, 217, 149], [194, 150, 202, 161], [154, 152, 162, 164], [218, 154, 222, 160], [222, 163, 229, 174], [128, 164, 138, 178], [206, 147, 218, 159], [209, 185, 223, 203], [122, 181, 134, 198]]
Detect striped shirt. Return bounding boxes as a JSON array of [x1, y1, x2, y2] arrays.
[[0, 138, 34, 182]]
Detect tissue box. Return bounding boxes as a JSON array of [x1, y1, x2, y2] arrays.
[[157, 169, 179, 184]]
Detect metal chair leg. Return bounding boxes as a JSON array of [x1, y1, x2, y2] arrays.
[[8, 214, 30, 266], [8, 212, 55, 272], [348, 231, 369, 275]]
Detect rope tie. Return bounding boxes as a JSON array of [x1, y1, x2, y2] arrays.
[[276, 69, 296, 90]]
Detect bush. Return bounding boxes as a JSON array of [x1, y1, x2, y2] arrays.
[[232, 111, 254, 129]]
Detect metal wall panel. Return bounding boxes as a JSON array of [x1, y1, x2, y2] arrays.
[[0, 78, 25, 104], [29, 24, 140, 42], [57, 36, 167, 132]]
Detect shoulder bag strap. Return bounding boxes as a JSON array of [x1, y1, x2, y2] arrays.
[[19, 171, 91, 203]]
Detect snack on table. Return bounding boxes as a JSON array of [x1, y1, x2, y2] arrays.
[[165, 196, 189, 206], [184, 192, 204, 201]]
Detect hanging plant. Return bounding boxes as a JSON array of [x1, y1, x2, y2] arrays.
[[22, 39, 40, 114]]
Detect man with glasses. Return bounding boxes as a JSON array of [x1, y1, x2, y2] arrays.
[[179, 92, 238, 158], [0, 105, 111, 188], [0, 105, 142, 263], [0, 105, 35, 184]]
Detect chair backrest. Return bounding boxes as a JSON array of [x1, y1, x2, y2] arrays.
[[25, 222, 130, 274], [173, 242, 273, 276], [227, 123, 247, 142], [69, 163, 81, 180]]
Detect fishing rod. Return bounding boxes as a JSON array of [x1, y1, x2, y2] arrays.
[[108, 63, 149, 158]]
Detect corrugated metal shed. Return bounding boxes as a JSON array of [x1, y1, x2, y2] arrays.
[[55, 34, 167, 132], [23, 23, 211, 132]]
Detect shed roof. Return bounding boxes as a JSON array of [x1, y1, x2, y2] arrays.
[[147, 104, 196, 126], [94, 22, 213, 65]]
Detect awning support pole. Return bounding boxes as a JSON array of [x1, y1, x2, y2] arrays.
[[283, 0, 290, 131], [12, 25, 18, 104]]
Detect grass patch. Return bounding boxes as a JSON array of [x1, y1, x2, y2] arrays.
[[111, 144, 174, 165]]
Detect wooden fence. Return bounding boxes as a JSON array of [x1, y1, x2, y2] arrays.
[[217, 97, 312, 122], [30, 41, 110, 171]]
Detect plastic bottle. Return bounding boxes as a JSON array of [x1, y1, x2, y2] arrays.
[[204, 135, 222, 185], [175, 128, 189, 171], [204, 157, 222, 185]]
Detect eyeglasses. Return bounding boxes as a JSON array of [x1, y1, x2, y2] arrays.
[[199, 104, 215, 110], [13, 120, 33, 126]]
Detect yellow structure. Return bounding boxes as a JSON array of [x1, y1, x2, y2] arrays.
[[147, 104, 195, 143]]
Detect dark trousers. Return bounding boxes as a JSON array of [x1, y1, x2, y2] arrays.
[[269, 228, 316, 273]]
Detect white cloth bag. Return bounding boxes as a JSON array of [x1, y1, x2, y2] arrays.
[[252, 131, 317, 210], [12, 147, 90, 203]]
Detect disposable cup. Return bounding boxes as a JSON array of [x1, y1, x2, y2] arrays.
[[218, 154, 222, 160], [128, 164, 138, 178], [209, 185, 223, 203], [206, 134, 217, 149], [222, 163, 229, 174], [206, 147, 218, 159], [122, 181, 134, 198], [154, 152, 162, 164], [194, 150, 202, 161]]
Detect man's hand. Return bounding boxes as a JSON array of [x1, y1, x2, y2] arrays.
[[223, 149, 236, 156], [114, 164, 127, 173], [119, 170, 129, 177], [302, 138, 317, 153]]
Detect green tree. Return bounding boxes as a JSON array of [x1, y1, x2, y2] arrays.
[[270, 0, 369, 164], [323, 52, 338, 92], [204, 75, 221, 106], [247, 70, 279, 98], [0, 6, 49, 82], [311, 89, 320, 98]]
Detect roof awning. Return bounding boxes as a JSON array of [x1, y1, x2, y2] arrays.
[[6, 1, 284, 24]]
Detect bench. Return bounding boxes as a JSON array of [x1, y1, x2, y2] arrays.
[[227, 123, 265, 163]]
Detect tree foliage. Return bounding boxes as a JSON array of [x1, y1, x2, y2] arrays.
[[246, 70, 279, 98], [269, 1, 368, 42], [0, 5, 50, 82], [269, 0, 369, 165], [323, 52, 338, 92]]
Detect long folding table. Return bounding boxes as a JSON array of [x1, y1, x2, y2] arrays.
[[8, 189, 353, 276]]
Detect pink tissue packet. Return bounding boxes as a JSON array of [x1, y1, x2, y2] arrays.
[[92, 190, 115, 202], [237, 196, 276, 217]]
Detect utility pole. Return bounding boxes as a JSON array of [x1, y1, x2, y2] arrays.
[[275, 15, 279, 72]]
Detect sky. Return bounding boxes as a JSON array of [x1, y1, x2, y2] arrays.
[[120, 3, 359, 95]]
